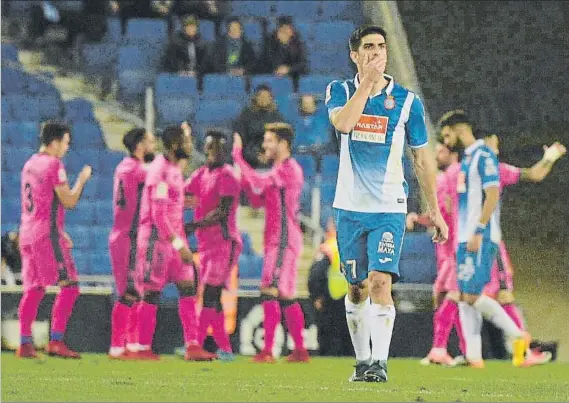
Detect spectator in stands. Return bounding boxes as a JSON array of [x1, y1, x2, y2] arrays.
[[262, 17, 308, 81], [207, 18, 257, 76], [233, 85, 285, 168], [295, 94, 333, 153], [1, 231, 21, 286], [171, 0, 229, 33], [163, 15, 208, 77]]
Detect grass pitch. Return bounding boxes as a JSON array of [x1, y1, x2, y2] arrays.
[[2, 353, 568, 402]]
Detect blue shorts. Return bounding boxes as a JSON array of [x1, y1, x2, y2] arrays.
[[456, 241, 498, 294], [334, 208, 405, 284]]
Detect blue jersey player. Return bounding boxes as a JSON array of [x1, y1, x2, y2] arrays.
[[326, 25, 448, 382], [439, 110, 530, 368]]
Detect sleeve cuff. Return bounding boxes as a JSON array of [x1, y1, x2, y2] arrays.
[[482, 181, 500, 189], [409, 141, 429, 149]]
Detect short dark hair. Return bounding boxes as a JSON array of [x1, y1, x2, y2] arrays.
[[123, 128, 146, 155], [205, 129, 227, 144], [226, 17, 242, 28], [254, 84, 272, 94], [349, 25, 387, 51], [438, 110, 482, 139], [265, 122, 294, 148], [162, 125, 185, 151], [40, 121, 71, 147]]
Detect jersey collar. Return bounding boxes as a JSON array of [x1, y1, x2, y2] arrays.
[[464, 139, 485, 155], [354, 73, 395, 98]]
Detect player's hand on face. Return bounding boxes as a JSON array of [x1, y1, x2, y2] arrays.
[[466, 233, 482, 252], [179, 247, 193, 264], [79, 165, 92, 183], [233, 133, 243, 151], [361, 54, 383, 84]]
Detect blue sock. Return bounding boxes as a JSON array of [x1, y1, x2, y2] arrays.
[[50, 331, 63, 341], [21, 335, 33, 345]]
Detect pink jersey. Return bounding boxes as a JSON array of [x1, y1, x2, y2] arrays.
[[19, 153, 67, 245], [185, 163, 241, 242], [234, 149, 304, 251], [138, 155, 185, 241], [498, 163, 521, 190], [111, 157, 147, 236]]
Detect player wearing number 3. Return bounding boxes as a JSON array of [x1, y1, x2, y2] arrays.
[[325, 26, 448, 382]]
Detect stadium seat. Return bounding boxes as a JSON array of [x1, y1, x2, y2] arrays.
[[293, 154, 317, 178], [36, 95, 63, 120], [274, 1, 319, 20], [321, 154, 339, 180], [26, 76, 59, 97], [96, 178, 114, 200], [91, 252, 111, 275], [161, 284, 179, 301], [103, 17, 122, 43], [67, 203, 96, 225], [243, 21, 264, 53], [117, 45, 162, 73], [250, 75, 294, 98], [188, 233, 198, 252], [99, 151, 125, 175], [118, 70, 155, 101], [316, 1, 351, 20], [5, 95, 41, 121], [199, 19, 216, 43], [66, 225, 93, 250], [294, 114, 332, 151], [241, 232, 254, 256], [72, 122, 106, 148], [299, 75, 337, 95], [79, 176, 99, 200], [1, 43, 19, 64], [194, 100, 241, 126], [156, 97, 197, 126], [92, 227, 111, 252], [231, 1, 273, 18], [2, 121, 40, 148], [184, 209, 194, 223], [1, 199, 20, 227], [65, 150, 101, 176], [65, 99, 96, 122], [82, 43, 117, 76], [155, 73, 199, 97], [299, 182, 312, 215], [313, 21, 355, 47], [73, 251, 91, 275], [2, 98, 12, 120], [125, 18, 168, 43], [1, 175, 20, 201], [3, 146, 34, 173], [94, 200, 114, 224], [1, 67, 26, 94], [308, 48, 353, 77], [202, 74, 247, 100]]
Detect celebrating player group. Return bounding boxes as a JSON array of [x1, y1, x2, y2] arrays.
[[15, 23, 565, 382]]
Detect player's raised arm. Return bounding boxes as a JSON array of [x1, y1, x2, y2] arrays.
[[519, 142, 566, 182], [232, 133, 276, 194], [55, 165, 92, 209], [326, 54, 382, 134], [406, 96, 448, 243]]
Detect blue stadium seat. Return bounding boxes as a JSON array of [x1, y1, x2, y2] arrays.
[[2, 121, 40, 148], [399, 232, 436, 284], [82, 43, 117, 76], [313, 21, 355, 47], [99, 151, 124, 175], [1, 175, 20, 201], [194, 100, 241, 125], [308, 48, 353, 77], [320, 182, 336, 206], [202, 74, 247, 100], [26, 76, 59, 97], [118, 70, 155, 101], [73, 251, 91, 275], [161, 284, 179, 301], [79, 176, 99, 200], [1, 199, 20, 227], [3, 146, 34, 173], [1, 43, 19, 64], [66, 225, 93, 250], [72, 122, 106, 148], [64, 150, 101, 176], [241, 232, 254, 256], [321, 154, 339, 180], [299, 75, 336, 95], [274, 1, 319, 20], [5, 95, 41, 121], [200, 19, 216, 43], [117, 45, 163, 73], [91, 252, 111, 275], [125, 18, 168, 43], [103, 17, 122, 43], [299, 182, 312, 215], [97, 177, 114, 200], [65, 99, 96, 122], [294, 154, 316, 178], [231, 1, 273, 18], [243, 21, 264, 52], [156, 97, 197, 126], [67, 203, 96, 225], [250, 75, 294, 98], [294, 114, 331, 151], [2, 98, 12, 120], [316, 1, 351, 20], [155, 73, 199, 97], [1, 67, 26, 94], [184, 209, 194, 223], [188, 233, 198, 252], [92, 227, 111, 252], [36, 95, 63, 121], [239, 255, 263, 279], [94, 200, 114, 224]]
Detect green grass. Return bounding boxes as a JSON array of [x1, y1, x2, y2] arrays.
[[2, 354, 569, 402]]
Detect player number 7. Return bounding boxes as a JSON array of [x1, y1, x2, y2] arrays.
[[346, 259, 357, 279]]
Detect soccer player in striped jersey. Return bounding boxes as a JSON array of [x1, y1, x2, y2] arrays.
[[325, 25, 448, 382]]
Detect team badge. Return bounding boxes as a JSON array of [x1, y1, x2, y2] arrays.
[[384, 95, 395, 110]]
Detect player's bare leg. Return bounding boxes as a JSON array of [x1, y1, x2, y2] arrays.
[[16, 286, 46, 359], [46, 280, 81, 359], [344, 281, 371, 381]]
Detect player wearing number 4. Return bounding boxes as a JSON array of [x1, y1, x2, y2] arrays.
[[17, 121, 93, 359], [325, 26, 448, 382], [108, 128, 156, 359]]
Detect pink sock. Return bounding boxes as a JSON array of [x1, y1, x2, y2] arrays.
[[263, 300, 281, 353], [137, 302, 158, 348], [197, 307, 217, 346], [284, 302, 305, 351], [126, 302, 139, 346], [503, 303, 524, 331], [110, 301, 130, 348], [50, 286, 79, 335], [18, 287, 46, 340], [178, 296, 198, 345], [212, 310, 232, 352], [433, 299, 458, 349], [453, 308, 467, 356]]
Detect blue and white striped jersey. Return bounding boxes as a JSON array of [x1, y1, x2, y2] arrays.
[[457, 139, 502, 244], [325, 74, 428, 213]]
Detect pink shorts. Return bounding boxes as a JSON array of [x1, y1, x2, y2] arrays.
[[20, 235, 78, 291], [109, 232, 137, 296], [483, 244, 514, 297], [433, 255, 458, 294], [262, 245, 300, 299], [200, 239, 242, 287], [136, 239, 195, 293]]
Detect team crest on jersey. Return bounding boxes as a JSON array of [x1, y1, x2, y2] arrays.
[[378, 232, 395, 255], [352, 114, 389, 144], [384, 95, 396, 110]]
